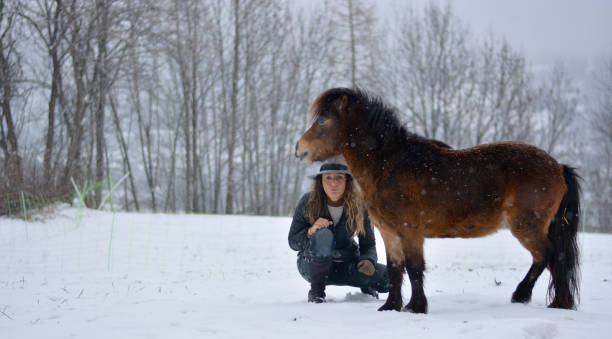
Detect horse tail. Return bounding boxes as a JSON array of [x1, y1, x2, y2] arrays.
[[547, 165, 581, 309]]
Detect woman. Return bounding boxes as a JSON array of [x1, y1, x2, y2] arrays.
[[288, 156, 389, 303]]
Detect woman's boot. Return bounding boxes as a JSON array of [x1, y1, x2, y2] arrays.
[[307, 258, 332, 303]]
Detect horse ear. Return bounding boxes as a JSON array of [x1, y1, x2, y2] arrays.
[[335, 95, 348, 112]]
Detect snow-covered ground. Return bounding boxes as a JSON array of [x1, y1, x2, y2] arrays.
[[1, 207, 611, 338]]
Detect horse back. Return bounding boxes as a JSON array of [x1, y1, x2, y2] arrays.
[[365, 141, 567, 239]]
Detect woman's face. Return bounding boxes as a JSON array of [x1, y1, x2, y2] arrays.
[[322, 173, 346, 202]]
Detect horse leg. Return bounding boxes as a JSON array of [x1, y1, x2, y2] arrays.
[[403, 237, 427, 313], [511, 259, 549, 303], [377, 230, 404, 311], [509, 213, 553, 304], [377, 256, 404, 311]]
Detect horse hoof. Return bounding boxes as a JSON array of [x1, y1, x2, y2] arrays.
[[404, 302, 428, 314], [548, 300, 575, 310], [511, 291, 531, 304], [378, 301, 402, 312]]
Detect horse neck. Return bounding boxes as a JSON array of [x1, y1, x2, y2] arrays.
[[343, 119, 403, 160], [341, 123, 439, 183], [341, 124, 393, 183], [341, 149, 376, 196]]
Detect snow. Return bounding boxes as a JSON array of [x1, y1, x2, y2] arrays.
[[1, 207, 611, 338]]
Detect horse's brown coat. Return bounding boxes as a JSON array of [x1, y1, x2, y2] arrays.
[[296, 88, 581, 312]]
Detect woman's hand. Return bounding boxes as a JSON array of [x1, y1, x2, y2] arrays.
[[307, 218, 333, 238], [357, 259, 375, 276]]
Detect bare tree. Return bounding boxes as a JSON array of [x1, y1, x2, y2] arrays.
[[391, 3, 476, 147], [472, 37, 534, 145], [240, 0, 279, 213], [0, 0, 23, 190], [117, 0, 161, 211], [537, 63, 579, 156], [237, 1, 291, 214], [21, 0, 71, 189], [387, 3, 536, 149], [59, 0, 94, 191], [281, 5, 338, 212], [156, 0, 215, 212], [206, 0, 231, 214], [236, 1, 339, 215], [223, 0, 240, 214], [108, 92, 139, 210], [91, 0, 110, 207], [585, 55, 612, 232], [591, 57, 612, 148], [326, 0, 381, 88]]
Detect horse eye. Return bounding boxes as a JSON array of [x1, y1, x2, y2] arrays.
[[317, 118, 326, 125]]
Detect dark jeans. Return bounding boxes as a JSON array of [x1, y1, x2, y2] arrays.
[[297, 228, 389, 293]]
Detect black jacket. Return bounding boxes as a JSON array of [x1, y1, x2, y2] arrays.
[[288, 193, 378, 264]]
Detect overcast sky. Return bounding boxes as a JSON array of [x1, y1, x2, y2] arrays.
[[386, 0, 612, 67], [296, 0, 612, 81]]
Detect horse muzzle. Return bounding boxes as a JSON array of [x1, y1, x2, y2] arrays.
[[295, 141, 312, 163]]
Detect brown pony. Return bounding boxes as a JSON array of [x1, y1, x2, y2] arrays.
[[295, 88, 581, 313]]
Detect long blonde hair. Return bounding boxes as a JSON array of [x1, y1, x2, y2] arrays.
[[306, 175, 366, 236]]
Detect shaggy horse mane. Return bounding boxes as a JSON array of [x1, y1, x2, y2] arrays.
[[311, 87, 448, 156]]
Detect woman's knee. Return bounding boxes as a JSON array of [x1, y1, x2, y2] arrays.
[[311, 227, 333, 243], [306, 228, 334, 259]]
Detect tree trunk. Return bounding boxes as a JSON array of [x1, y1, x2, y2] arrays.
[[43, 52, 60, 188], [61, 1, 92, 192], [0, 47, 22, 189], [93, 0, 109, 207], [348, 0, 356, 88], [225, 0, 240, 214], [109, 94, 139, 211], [0, 0, 22, 189]]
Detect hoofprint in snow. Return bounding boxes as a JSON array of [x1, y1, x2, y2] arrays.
[[1, 207, 611, 339]]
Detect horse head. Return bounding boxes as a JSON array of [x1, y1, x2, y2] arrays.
[[295, 88, 355, 164]]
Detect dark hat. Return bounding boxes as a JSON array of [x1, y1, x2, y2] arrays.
[[309, 156, 351, 179]]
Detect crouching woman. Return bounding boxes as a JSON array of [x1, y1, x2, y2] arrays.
[[288, 157, 389, 303]]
